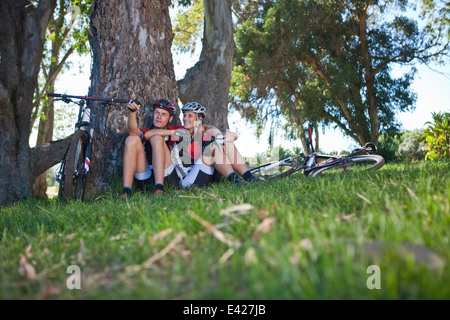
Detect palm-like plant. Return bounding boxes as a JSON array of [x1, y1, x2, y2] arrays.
[[422, 112, 450, 160]]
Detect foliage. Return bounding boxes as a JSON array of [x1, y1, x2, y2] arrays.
[[377, 132, 403, 163], [230, 0, 449, 146], [1, 161, 449, 299], [31, 0, 93, 141], [396, 129, 426, 162], [422, 111, 450, 160], [247, 145, 298, 167], [376, 129, 426, 163], [421, 0, 450, 40], [172, 0, 204, 55], [46, 166, 57, 187]]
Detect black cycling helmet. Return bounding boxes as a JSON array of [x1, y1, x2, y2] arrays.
[[153, 99, 176, 117], [181, 102, 206, 118]]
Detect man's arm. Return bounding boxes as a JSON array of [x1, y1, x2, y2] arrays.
[[143, 128, 176, 141], [127, 100, 141, 136]]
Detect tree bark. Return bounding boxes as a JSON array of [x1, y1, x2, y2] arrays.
[[357, 6, 379, 145], [0, 0, 71, 207], [177, 0, 234, 132], [88, 0, 179, 191]]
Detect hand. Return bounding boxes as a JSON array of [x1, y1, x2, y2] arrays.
[[127, 93, 141, 112], [172, 128, 191, 143], [225, 131, 239, 142]]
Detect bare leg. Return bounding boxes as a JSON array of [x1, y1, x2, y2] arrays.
[[224, 141, 249, 175], [123, 135, 149, 188], [209, 144, 234, 177], [150, 135, 173, 185]]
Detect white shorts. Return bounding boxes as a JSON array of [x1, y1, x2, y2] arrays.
[[134, 163, 176, 181]]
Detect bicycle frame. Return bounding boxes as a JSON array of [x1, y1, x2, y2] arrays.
[[53, 96, 93, 185], [250, 126, 380, 179], [49, 93, 129, 201]]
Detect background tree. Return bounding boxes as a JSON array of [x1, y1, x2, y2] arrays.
[[31, 0, 92, 199], [421, 0, 450, 40], [230, 0, 450, 149], [87, 0, 179, 191], [175, 0, 235, 131], [172, 0, 204, 55], [0, 0, 72, 207]]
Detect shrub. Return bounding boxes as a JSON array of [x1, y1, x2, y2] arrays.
[[396, 129, 426, 162], [422, 112, 450, 160], [377, 132, 402, 163]]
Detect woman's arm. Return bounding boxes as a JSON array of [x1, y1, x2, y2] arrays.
[[203, 124, 221, 135], [203, 125, 239, 142]]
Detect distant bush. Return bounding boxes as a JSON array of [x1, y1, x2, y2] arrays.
[[396, 130, 426, 162], [377, 132, 402, 163], [377, 129, 426, 163], [422, 112, 450, 160]]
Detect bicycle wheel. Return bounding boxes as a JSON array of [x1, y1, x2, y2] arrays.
[[59, 130, 89, 202], [307, 154, 385, 177], [250, 158, 301, 181], [56, 160, 67, 200]]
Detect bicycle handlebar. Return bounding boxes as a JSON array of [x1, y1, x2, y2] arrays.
[[47, 93, 129, 104]]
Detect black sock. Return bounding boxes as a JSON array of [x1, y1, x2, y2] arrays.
[[226, 172, 239, 183], [242, 170, 255, 181], [122, 187, 132, 196], [154, 183, 165, 192]]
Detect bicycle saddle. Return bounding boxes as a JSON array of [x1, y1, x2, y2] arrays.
[[363, 142, 377, 154]]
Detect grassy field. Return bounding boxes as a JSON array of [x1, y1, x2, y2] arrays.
[[0, 160, 449, 300]]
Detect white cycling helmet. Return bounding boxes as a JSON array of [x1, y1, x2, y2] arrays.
[[181, 102, 206, 118]]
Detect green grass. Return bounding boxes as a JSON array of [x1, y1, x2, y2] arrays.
[[1, 160, 449, 299]]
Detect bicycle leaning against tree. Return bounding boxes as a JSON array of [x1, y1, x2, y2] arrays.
[[47, 93, 131, 202]]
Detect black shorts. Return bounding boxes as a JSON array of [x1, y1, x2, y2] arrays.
[[134, 163, 180, 190], [179, 158, 215, 188]]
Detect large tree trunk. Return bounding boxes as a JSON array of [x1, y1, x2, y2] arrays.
[[177, 0, 234, 132], [0, 0, 69, 207], [88, 0, 179, 191]]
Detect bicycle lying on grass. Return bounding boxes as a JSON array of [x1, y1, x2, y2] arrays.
[[48, 93, 130, 202], [249, 127, 385, 180]]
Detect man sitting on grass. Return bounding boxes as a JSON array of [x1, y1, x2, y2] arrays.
[[120, 96, 183, 198]]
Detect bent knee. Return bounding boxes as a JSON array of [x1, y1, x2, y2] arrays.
[[125, 135, 142, 147], [149, 135, 165, 144]]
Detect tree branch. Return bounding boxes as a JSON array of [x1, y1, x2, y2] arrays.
[[323, 110, 360, 143], [33, 46, 75, 110], [30, 134, 72, 180]]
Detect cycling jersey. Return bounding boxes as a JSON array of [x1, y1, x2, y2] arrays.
[[172, 131, 217, 165]]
